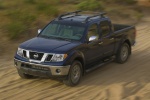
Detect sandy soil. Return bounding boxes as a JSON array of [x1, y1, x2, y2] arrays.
[[0, 14, 150, 100]]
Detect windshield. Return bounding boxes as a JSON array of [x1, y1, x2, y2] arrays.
[[38, 21, 85, 41]]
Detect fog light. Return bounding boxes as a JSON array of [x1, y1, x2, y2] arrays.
[[56, 69, 61, 73]]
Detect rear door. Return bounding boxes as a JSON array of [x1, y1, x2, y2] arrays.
[[99, 21, 115, 57]]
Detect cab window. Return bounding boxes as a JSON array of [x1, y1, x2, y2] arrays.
[[100, 22, 110, 37], [87, 24, 99, 41]]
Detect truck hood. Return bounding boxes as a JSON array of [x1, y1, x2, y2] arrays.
[[20, 37, 81, 53]]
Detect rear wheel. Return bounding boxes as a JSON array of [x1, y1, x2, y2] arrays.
[[116, 43, 130, 64], [17, 69, 34, 79], [63, 61, 82, 86]]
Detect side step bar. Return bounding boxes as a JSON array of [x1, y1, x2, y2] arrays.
[[85, 59, 114, 73]]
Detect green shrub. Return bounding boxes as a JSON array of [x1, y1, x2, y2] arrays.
[[60, 0, 80, 4], [7, 10, 36, 24], [77, 0, 104, 11], [46, 7, 59, 16], [114, 0, 137, 4], [6, 10, 37, 39], [24, 0, 36, 4], [20, 13, 36, 25], [124, 0, 137, 4], [0, 2, 5, 9], [37, 2, 48, 11], [7, 22, 26, 39], [36, 2, 59, 16]]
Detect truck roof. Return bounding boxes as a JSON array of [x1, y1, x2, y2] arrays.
[[54, 10, 110, 23]]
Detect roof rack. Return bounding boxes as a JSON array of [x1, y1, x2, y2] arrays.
[[85, 12, 107, 22], [58, 10, 82, 20]]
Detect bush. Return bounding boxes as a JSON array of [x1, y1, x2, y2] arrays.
[[77, 0, 104, 11], [36, 2, 59, 16], [114, 0, 137, 4], [6, 10, 37, 39], [24, 0, 36, 4], [0, 2, 5, 10], [60, 0, 80, 4], [7, 10, 36, 25], [124, 0, 137, 4], [7, 22, 26, 39]]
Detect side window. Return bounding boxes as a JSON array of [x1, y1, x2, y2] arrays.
[[100, 22, 110, 37], [87, 24, 99, 41]]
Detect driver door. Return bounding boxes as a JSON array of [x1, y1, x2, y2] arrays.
[[84, 23, 103, 69]]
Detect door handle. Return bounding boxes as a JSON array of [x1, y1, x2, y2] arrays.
[[99, 42, 103, 45], [109, 38, 114, 40]]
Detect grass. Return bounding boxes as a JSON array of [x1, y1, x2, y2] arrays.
[[7, 22, 26, 39], [36, 2, 59, 16], [0, 1, 5, 9], [77, 0, 104, 11], [24, 0, 36, 4], [5, 10, 37, 39], [114, 0, 137, 4]]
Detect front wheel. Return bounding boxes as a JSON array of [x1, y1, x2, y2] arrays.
[[116, 43, 130, 64], [63, 61, 82, 86]]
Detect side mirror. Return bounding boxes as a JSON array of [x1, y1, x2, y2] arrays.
[[89, 36, 97, 41], [38, 29, 42, 34]]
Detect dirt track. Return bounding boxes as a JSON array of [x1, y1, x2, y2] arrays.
[[0, 15, 150, 100]]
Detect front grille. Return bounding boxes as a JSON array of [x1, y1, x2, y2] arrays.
[[29, 51, 44, 60], [45, 55, 53, 61], [22, 50, 53, 62]]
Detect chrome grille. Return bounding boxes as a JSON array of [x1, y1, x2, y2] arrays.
[[29, 51, 44, 60], [22, 50, 53, 62]]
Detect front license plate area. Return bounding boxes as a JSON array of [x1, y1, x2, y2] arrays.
[[21, 63, 49, 71]]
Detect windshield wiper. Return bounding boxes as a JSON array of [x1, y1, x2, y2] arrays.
[[39, 35, 74, 41], [55, 37, 72, 41], [39, 35, 57, 39]]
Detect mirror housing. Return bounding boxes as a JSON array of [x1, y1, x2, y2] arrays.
[[89, 36, 97, 41], [38, 29, 42, 34]]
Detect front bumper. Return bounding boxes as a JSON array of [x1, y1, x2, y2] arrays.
[[14, 59, 70, 77]]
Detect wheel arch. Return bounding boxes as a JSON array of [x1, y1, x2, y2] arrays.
[[65, 50, 85, 76], [74, 57, 85, 75]]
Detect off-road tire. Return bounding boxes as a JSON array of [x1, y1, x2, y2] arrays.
[[116, 43, 130, 64], [63, 61, 82, 86]]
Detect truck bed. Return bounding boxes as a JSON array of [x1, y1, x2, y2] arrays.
[[113, 24, 134, 32], [112, 24, 136, 48]]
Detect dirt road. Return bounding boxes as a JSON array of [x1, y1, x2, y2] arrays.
[[0, 15, 150, 100]]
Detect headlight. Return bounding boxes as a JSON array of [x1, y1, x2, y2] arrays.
[[51, 54, 68, 62], [17, 48, 23, 57]]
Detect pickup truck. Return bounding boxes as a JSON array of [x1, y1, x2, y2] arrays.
[[14, 11, 136, 86]]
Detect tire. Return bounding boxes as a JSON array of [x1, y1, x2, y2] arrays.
[[17, 69, 34, 79], [116, 43, 130, 64], [63, 61, 82, 86]]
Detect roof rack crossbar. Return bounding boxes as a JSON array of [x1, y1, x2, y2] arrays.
[[58, 10, 82, 20], [85, 12, 107, 22]]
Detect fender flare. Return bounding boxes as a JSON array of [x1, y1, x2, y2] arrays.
[[64, 50, 86, 75]]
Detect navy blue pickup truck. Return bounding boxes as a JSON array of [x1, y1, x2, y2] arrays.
[[14, 11, 136, 86]]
